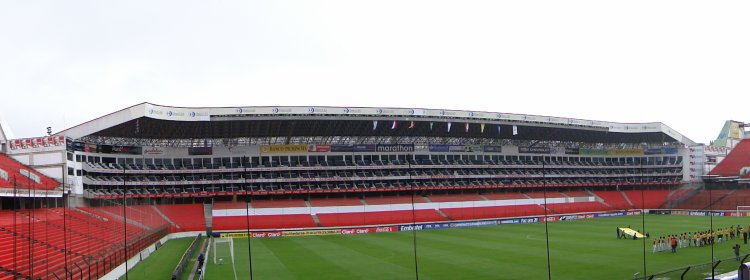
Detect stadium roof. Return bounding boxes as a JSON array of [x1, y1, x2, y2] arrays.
[[57, 103, 695, 146]]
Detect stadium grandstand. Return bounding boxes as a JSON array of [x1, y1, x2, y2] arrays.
[[3, 102, 750, 279]]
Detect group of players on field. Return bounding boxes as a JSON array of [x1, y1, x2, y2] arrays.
[[652, 225, 748, 253]]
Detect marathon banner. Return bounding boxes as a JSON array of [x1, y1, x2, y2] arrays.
[[376, 144, 414, 153], [519, 147, 551, 154]]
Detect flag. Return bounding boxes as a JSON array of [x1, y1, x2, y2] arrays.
[[409, 121, 415, 129], [391, 120, 397, 129], [465, 123, 469, 133], [373, 120, 378, 130], [429, 122, 434, 130], [481, 123, 485, 133], [513, 125, 518, 135], [447, 122, 452, 132]]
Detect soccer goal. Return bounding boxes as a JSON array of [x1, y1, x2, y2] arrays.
[[211, 237, 237, 280], [736, 206, 750, 216]]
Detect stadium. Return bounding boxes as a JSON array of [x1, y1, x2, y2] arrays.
[[1, 102, 749, 279]]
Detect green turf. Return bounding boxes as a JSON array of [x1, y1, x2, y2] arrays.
[[204, 215, 750, 280], [121, 237, 194, 280]]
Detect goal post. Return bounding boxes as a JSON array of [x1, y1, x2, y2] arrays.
[[212, 237, 235, 265], [209, 237, 238, 280], [736, 206, 750, 216]]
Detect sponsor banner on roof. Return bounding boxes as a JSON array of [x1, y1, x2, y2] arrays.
[[144, 104, 210, 121]]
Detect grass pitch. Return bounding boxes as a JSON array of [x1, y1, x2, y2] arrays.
[[122, 237, 194, 280], [206, 215, 750, 280]]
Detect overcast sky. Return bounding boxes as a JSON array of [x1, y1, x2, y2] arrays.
[[1, 1, 747, 144]]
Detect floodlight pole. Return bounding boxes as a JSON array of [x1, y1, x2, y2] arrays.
[[542, 161, 551, 280], [123, 165, 128, 280], [243, 156, 254, 280], [409, 158, 420, 280]]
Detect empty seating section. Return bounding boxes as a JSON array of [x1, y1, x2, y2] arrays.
[[155, 204, 205, 232], [317, 210, 446, 227], [593, 191, 633, 209], [364, 196, 416, 205], [251, 199, 306, 208], [86, 205, 169, 230], [213, 215, 317, 230], [675, 189, 733, 210], [0, 154, 59, 190], [546, 202, 610, 214], [711, 189, 750, 210], [309, 198, 363, 206], [482, 193, 527, 200], [427, 194, 484, 202], [709, 139, 750, 177], [441, 205, 546, 220], [623, 190, 670, 209], [0, 208, 167, 279], [82, 156, 683, 197], [562, 191, 589, 197], [213, 201, 248, 210], [524, 192, 566, 198]]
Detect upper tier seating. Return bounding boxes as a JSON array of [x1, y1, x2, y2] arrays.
[[709, 139, 750, 177], [0, 153, 59, 190]]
